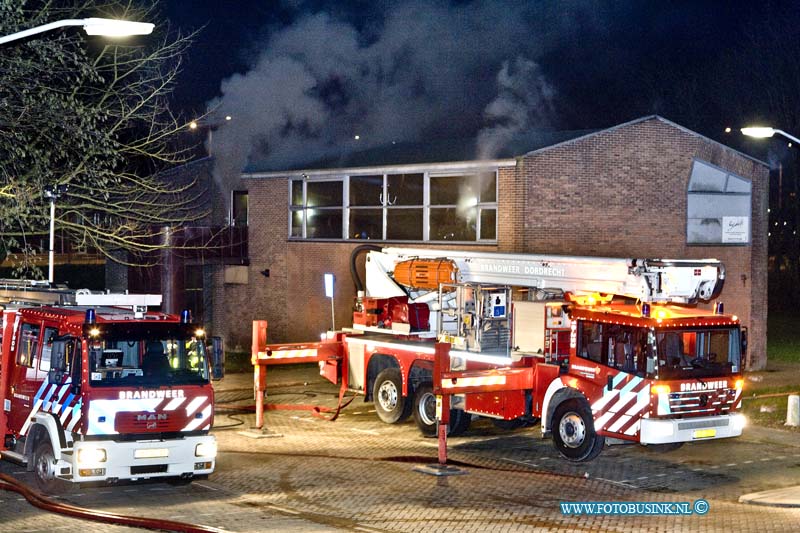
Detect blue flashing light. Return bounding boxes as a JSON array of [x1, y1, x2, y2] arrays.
[[714, 301, 724, 315], [641, 303, 651, 318], [85, 308, 96, 325], [181, 309, 191, 324]]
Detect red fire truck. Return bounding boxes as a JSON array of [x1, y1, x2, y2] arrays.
[[254, 247, 746, 461], [0, 287, 216, 492]]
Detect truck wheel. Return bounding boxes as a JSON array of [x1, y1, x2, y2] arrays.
[[448, 408, 471, 437], [413, 383, 471, 437], [551, 399, 605, 462], [34, 440, 70, 494], [373, 368, 411, 424]]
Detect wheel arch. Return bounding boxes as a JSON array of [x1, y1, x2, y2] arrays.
[[366, 353, 400, 401], [542, 382, 589, 436], [25, 413, 67, 464]]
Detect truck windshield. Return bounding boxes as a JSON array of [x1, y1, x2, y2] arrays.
[[88, 332, 209, 387], [655, 327, 741, 379]]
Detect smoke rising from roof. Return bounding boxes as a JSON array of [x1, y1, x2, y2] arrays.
[[476, 57, 555, 160], [208, 1, 565, 185]]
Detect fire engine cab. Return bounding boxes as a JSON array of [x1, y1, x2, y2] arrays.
[[254, 247, 746, 462], [0, 287, 216, 492]]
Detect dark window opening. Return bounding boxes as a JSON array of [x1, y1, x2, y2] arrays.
[[232, 191, 248, 226]]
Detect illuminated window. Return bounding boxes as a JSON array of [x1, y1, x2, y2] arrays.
[[288, 170, 497, 242], [687, 159, 751, 244]]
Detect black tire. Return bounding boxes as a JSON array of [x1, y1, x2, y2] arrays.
[[412, 383, 471, 437], [551, 399, 605, 462], [644, 442, 684, 453], [373, 368, 411, 424], [34, 440, 71, 494], [448, 408, 471, 437]]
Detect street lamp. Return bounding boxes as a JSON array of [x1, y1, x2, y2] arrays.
[[741, 127, 800, 145], [1, 17, 153, 285], [0, 18, 154, 45]]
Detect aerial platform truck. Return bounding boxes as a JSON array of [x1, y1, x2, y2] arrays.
[[253, 247, 746, 461], [0, 285, 217, 491]]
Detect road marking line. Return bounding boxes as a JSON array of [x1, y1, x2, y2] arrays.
[[710, 466, 719, 469], [266, 504, 300, 515], [725, 463, 737, 467], [760, 458, 771, 462], [637, 476, 648, 480], [655, 473, 667, 477], [743, 460, 753, 464], [350, 428, 381, 435], [596, 477, 639, 489], [776, 456, 787, 460]]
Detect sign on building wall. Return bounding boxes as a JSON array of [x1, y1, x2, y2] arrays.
[[722, 216, 749, 243]]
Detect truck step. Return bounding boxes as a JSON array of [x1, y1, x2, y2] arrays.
[[1, 450, 28, 466]]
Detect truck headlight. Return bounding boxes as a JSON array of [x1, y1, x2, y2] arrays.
[[77, 446, 107, 465], [195, 441, 217, 458]]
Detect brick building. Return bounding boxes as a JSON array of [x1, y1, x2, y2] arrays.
[[201, 116, 769, 368]]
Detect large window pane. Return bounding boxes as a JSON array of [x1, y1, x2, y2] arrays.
[[307, 209, 342, 238], [350, 175, 383, 206], [479, 172, 497, 202], [350, 209, 383, 239], [431, 174, 491, 205], [387, 173, 423, 206], [306, 181, 342, 207], [430, 207, 477, 241], [290, 210, 303, 238], [387, 208, 423, 240], [480, 208, 496, 240], [430, 176, 463, 205], [291, 180, 303, 206]]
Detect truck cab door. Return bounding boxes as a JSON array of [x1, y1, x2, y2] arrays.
[[6, 322, 43, 434]]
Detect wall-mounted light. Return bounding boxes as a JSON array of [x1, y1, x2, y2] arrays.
[[260, 269, 270, 278], [324, 273, 335, 331]]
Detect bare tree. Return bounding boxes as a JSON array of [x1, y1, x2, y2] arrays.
[[0, 0, 206, 274]]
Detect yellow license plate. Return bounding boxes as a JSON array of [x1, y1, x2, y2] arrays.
[[693, 429, 716, 439]]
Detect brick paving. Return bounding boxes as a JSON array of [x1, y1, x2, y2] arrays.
[[1, 366, 799, 532]]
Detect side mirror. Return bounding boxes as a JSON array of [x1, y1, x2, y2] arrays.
[[47, 368, 65, 385], [211, 336, 225, 380], [741, 326, 748, 358], [48, 340, 68, 385]]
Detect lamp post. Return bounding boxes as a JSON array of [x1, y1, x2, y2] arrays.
[[0, 18, 154, 45], [43, 185, 68, 284], [741, 127, 800, 145]]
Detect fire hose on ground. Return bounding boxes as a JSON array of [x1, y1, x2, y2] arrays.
[[0, 473, 224, 533]]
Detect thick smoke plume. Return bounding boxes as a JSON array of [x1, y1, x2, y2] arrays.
[[476, 57, 555, 160], [209, 1, 567, 186]]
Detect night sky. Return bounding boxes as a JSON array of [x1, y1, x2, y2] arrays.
[[160, 0, 800, 174]]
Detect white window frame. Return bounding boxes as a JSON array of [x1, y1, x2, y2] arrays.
[[288, 169, 499, 243]]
